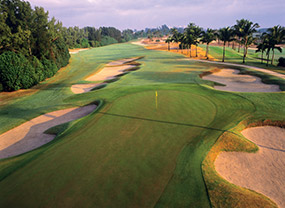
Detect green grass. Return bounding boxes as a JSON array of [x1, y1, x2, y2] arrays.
[[199, 44, 285, 74], [0, 43, 284, 207]]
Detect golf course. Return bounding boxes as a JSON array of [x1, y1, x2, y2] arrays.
[[0, 41, 284, 207]]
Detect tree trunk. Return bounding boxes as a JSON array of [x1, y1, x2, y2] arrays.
[[196, 45, 198, 57], [190, 45, 192, 57], [206, 43, 209, 59], [177, 42, 179, 52], [261, 51, 263, 64], [222, 42, 226, 62], [232, 42, 235, 50], [266, 50, 270, 66], [242, 39, 248, 64], [271, 49, 275, 65], [238, 39, 241, 53], [168, 42, 170, 51]]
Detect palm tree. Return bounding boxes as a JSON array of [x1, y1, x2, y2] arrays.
[[256, 33, 268, 64], [170, 28, 180, 52], [184, 24, 195, 57], [192, 25, 203, 57], [200, 28, 216, 59], [218, 27, 234, 62], [165, 36, 172, 51], [240, 20, 259, 63], [267, 25, 285, 65], [233, 19, 247, 53]]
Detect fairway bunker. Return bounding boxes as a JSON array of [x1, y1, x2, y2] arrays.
[[215, 126, 285, 208], [0, 105, 96, 159], [71, 58, 141, 94], [71, 83, 107, 94], [202, 68, 281, 92], [69, 48, 89, 54]]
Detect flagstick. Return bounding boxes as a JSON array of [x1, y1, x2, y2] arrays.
[[155, 91, 158, 110]]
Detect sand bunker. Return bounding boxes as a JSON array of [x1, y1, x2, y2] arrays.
[[215, 126, 285, 208], [86, 65, 136, 82], [194, 59, 285, 80], [71, 58, 139, 94], [71, 83, 106, 94], [69, 48, 89, 54], [203, 69, 281, 92], [106, 58, 139, 66], [0, 105, 96, 159]]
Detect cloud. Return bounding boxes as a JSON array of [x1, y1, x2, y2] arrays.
[[28, 0, 285, 29]]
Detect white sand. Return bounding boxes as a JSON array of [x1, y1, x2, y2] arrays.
[[0, 105, 96, 159], [71, 58, 139, 94], [106, 58, 139, 66], [131, 41, 148, 46], [192, 59, 285, 80], [69, 48, 89, 54], [215, 126, 285, 208], [203, 69, 281, 92], [71, 83, 106, 94], [86, 65, 136, 82]]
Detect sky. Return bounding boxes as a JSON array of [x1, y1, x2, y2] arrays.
[[28, 0, 285, 30]]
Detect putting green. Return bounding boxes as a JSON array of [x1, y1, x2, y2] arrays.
[[0, 90, 216, 207]]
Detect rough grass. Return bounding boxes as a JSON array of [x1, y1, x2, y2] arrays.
[[0, 43, 284, 207]]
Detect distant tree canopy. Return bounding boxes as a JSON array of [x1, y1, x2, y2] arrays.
[[0, 0, 70, 91], [0, 0, 145, 92]]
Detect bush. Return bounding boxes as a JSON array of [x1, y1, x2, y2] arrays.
[[30, 56, 45, 82], [0, 51, 35, 91], [41, 58, 58, 78], [277, 57, 285, 67], [51, 38, 70, 69], [80, 38, 90, 48], [100, 36, 118, 46]]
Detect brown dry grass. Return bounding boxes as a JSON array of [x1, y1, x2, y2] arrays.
[[141, 38, 217, 61]]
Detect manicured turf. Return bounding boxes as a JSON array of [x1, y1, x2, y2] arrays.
[[0, 43, 284, 207]]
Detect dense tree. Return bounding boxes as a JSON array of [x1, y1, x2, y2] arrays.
[[0, 0, 70, 92]]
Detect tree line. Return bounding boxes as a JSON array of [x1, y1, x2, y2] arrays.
[[165, 19, 285, 66], [62, 26, 143, 49], [0, 0, 70, 91], [0, 0, 143, 92]]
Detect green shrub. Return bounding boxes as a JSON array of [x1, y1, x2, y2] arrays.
[[41, 58, 58, 78], [80, 38, 90, 48], [100, 36, 118, 46], [277, 57, 285, 67], [51, 38, 70, 69], [30, 56, 45, 82], [0, 51, 35, 91]]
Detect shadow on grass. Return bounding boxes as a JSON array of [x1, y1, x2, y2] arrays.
[[98, 112, 237, 135]]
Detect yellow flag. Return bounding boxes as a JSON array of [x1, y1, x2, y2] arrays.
[[155, 91, 158, 97]]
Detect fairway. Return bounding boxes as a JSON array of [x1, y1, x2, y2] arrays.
[[0, 43, 284, 207]]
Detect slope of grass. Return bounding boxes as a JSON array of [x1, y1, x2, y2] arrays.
[[199, 44, 285, 74], [0, 43, 284, 207]]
